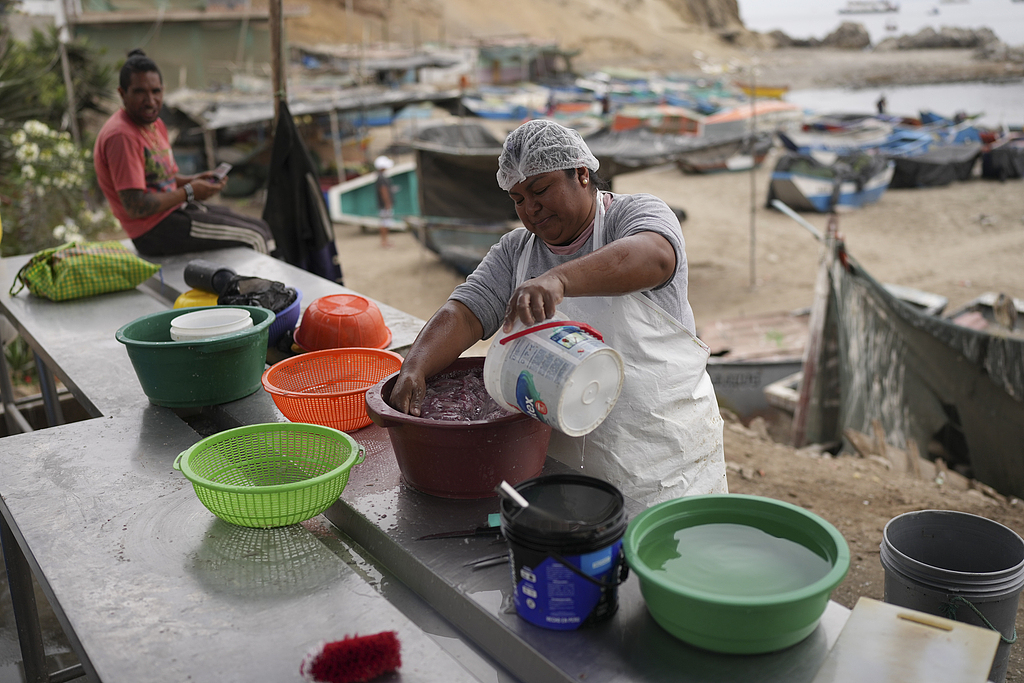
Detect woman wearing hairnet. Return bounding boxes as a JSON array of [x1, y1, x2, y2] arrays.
[[390, 119, 727, 506]]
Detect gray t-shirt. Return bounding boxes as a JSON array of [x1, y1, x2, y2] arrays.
[[451, 192, 695, 339]]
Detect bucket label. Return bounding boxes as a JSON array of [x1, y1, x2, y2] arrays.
[[548, 327, 590, 351], [511, 540, 623, 630], [515, 371, 551, 426]]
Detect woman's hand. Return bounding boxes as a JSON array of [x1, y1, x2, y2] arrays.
[[388, 301, 484, 415], [389, 367, 427, 416], [502, 272, 566, 332]]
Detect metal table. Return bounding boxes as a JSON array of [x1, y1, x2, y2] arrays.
[[0, 247, 850, 683]]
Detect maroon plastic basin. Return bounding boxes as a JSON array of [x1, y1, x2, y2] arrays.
[[364, 357, 552, 499]]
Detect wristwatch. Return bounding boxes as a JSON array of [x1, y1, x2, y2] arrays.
[[183, 183, 194, 203]]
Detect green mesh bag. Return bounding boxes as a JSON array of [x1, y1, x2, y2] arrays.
[[9, 241, 162, 301]]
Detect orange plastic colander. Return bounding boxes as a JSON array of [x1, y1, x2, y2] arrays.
[[294, 294, 392, 351], [262, 347, 404, 432]]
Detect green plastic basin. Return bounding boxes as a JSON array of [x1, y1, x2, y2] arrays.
[[116, 305, 275, 408], [623, 494, 850, 654]]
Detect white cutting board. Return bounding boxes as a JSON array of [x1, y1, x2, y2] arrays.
[[811, 597, 1000, 683]]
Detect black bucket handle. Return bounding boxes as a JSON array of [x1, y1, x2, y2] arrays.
[[547, 546, 630, 590]]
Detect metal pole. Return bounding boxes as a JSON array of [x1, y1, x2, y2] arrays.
[[748, 64, 757, 290]]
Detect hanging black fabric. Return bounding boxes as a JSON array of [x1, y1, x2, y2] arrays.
[[262, 101, 344, 285]]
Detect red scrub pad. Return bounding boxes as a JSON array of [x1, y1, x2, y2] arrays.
[[300, 631, 402, 683]]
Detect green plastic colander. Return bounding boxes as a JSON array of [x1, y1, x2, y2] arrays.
[[173, 423, 364, 528]]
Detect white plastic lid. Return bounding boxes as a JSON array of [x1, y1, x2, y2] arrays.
[[170, 308, 252, 341]]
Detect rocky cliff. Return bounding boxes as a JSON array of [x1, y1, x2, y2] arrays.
[[288, 0, 757, 71]]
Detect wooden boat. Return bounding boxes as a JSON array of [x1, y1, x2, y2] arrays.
[[701, 100, 804, 138], [733, 82, 790, 100], [888, 143, 982, 188], [675, 132, 774, 174], [981, 133, 1024, 180], [767, 152, 895, 212], [405, 122, 522, 274], [326, 161, 418, 231], [406, 216, 520, 276], [838, 0, 899, 12], [701, 309, 809, 418]]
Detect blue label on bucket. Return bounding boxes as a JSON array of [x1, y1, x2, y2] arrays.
[[513, 540, 622, 630], [514, 371, 552, 427]]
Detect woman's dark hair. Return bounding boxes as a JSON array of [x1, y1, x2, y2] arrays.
[[119, 49, 161, 90], [563, 167, 611, 192]]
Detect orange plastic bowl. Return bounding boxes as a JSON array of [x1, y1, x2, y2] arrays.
[[262, 347, 404, 432], [294, 294, 392, 351]]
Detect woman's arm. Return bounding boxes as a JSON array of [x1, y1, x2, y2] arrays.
[[501, 231, 675, 331], [390, 300, 485, 416]]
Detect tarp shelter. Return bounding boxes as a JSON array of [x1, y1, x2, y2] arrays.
[[263, 102, 343, 285], [796, 233, 1024, 498]]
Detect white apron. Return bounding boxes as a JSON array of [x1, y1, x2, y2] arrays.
[[514, 192, 727, 507]]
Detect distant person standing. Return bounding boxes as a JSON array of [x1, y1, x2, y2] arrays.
[[374, 155, 396, 248], [876, 94, 887, 115], [94, 49, 275, 257]]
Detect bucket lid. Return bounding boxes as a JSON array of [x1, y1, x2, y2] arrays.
[[500, 474, 626, 550]]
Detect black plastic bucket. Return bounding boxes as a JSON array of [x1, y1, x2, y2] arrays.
[[880, 510, 1024, 683], [500, 474, 628, 630]]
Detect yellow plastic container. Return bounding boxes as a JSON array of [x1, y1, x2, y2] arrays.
[[173, 288, 219, 309]]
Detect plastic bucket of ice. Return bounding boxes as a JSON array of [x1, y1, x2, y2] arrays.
[[483, 320, 624, 436]]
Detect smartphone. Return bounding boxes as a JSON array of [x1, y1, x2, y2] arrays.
[[211, 162, 232, 181]]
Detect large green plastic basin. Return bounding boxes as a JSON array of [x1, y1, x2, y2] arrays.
[[116, 305, 274, 408], [624, 494, 849, 654]]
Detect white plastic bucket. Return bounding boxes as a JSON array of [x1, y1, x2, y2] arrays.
[[170, 307, 253, 342], [484, 320, 624, 436]]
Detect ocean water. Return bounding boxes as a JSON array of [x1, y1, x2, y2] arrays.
[[787, 80, 1024, 127], [739, 0, 1024, 46]]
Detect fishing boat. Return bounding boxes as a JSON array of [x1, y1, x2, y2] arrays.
[[887, 143, 982, 188], [733, 82, 790, 100], [406, 122, 522, 274], [838, 0, 899, 12], [981, 133, 1024, 180], [326, 161, 418, 231], [675, 131, 774, 174], [767, 152, 895, 212], [701, 309, 809, 418], [700, 100, 804, 138], [406, 216, 521, 276]]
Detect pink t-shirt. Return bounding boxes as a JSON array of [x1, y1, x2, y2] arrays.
[[93, 109, 179, 238]]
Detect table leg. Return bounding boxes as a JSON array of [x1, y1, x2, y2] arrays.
[[0, 345, 32, 434], [33, 352, 64, 427], [1, 512, 48, 683]]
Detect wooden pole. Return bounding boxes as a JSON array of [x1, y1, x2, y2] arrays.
[[269, 0, 284, 124], [54, 0, 81, 147]]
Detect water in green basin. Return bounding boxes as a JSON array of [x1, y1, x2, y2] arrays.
[[640, 523, 832, 597]]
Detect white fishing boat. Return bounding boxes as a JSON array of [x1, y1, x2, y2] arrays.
[[838, 0, 899, 13]]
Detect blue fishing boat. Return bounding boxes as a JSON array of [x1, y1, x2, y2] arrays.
[[767, 152, 895, 212], [326, 161, 419, 231]]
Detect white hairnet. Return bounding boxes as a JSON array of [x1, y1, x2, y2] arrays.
[[496, 120, 600, 191], [374, 155, 394, 171]]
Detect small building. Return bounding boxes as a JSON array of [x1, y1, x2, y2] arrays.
[[67, 0, 305, 90]]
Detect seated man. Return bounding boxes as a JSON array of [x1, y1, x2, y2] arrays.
[[94, 49, 276, 257]]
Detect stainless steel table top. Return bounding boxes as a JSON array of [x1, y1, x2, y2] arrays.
[[0, 247, 850, 683]]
